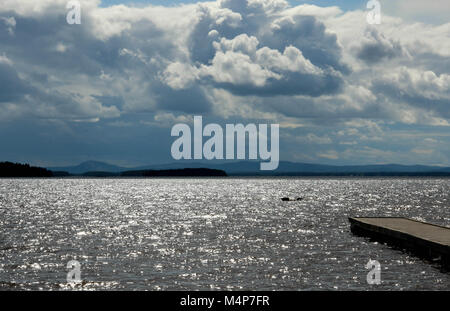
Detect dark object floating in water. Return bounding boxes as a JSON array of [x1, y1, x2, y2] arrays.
[[281, 197, 303, 201]]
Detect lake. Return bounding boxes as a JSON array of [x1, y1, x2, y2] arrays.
[[0, 177, 449, 290]]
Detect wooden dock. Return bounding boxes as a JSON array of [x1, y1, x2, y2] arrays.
[[349, 217, 450, 269]]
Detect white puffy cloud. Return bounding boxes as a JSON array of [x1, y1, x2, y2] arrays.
[[0, 53, 13, 65], [161, 62, 200, 90], [203, 49, 281, 86], [196, 33, 324, 88]]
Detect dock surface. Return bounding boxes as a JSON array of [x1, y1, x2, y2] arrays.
[[349, 217, 450, 269]]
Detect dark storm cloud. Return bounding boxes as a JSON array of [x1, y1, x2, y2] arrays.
[[355, 29, 404, 64], [372, 79, 450, 118], [262, 15, 349, 73], [155, 85, 212, 113], [0, 61, 32, 102], [214, 70, 343, 97]]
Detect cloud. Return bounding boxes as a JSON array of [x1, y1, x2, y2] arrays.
[[317, 150, 339, 159], [383, 0, 450, 24], [181, 1, 349, 97], [1, 16, 16, 35], [0, 0, 449, 165], [1, 0, 445, 122], [411, 148, 433, 155], [0, 53, 13, 66], [354, 28, 405, 64], [372, 67, 450, 119], [0, 59, 33, 103], [161, 62, 200, 90]]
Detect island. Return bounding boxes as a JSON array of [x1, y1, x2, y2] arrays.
[[0, 162, 54, 177]]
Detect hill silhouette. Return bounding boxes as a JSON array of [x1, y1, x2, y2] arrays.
[[0, 162, 54, 177], [48, 160, 450, 176], [4, 160, 450, 177], [1, 161, 227, 178], [49, 160, 125, 174]]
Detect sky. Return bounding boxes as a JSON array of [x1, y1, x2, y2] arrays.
[[0, 0, 449, 167]]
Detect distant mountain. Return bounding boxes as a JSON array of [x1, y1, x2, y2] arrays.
[[48, 161, 126, 174], [47, 160, 450, 176]]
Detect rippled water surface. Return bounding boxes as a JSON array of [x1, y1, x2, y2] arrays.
[[0, 178, 449, 290]]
